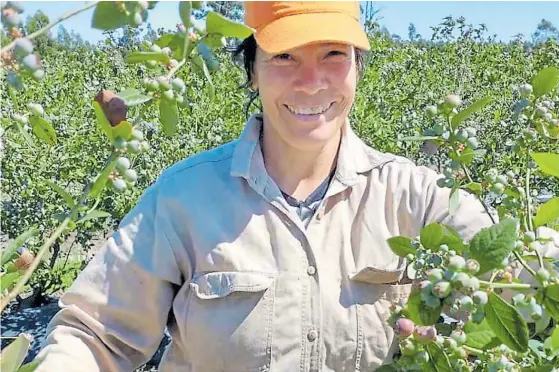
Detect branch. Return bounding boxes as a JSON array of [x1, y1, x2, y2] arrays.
[[1, 1, 99, 54]]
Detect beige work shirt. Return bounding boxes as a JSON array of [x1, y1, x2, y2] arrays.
[[34, 113, 523, 371]]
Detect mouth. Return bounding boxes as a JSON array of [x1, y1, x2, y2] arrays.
[[284, 102, 334, 121]]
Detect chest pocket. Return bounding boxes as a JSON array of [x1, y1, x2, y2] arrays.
[[184, 271, 276, 372], [349, 262, 413, 369]]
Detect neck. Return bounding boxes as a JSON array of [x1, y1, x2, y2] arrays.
[[260, 122, 341, 201]]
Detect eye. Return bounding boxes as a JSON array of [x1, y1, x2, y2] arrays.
[[326, 50, 347, 58], [273, 53, 292, 60]]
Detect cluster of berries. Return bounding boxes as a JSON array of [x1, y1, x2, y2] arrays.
[[108, 130, 148, 192]]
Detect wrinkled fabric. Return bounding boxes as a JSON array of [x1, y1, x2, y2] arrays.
[[33, 114, 558, 372]]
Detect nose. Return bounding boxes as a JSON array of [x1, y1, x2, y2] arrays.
[[293, 62, 327, 95]]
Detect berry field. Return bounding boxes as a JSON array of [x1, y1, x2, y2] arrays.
[[1, 2, 559, 371]]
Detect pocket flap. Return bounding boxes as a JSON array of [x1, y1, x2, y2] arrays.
[[190, 271, 275, 299], [349, 259, 406, 284]]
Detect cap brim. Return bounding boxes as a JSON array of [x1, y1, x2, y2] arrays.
[[253, 12, 371, 54]]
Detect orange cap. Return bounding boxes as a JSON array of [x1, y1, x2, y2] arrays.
[[244, 1, 371, 54]]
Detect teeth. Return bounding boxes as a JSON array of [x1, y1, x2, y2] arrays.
[[287, 103, 331, 115]]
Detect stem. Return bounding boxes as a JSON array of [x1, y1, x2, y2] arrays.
[[525, 160, 534, 233], [1, 2, 99, 54], [462, 344, 485, 357], [166, 58, 187, 79], [479, 279, 532, 289], [461, 164, 497, 224], [513, 250, 537, 279]]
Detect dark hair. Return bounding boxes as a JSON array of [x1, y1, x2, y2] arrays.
[[231, 34, 367, 118]]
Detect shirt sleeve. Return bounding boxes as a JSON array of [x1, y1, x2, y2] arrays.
[[32, 181, 185, 372]]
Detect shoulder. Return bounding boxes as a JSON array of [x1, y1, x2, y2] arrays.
[[364, 145, 441, 182], [155, 139, 238, 188]]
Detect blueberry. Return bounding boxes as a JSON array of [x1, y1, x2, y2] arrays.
[[114, 137, 127, 150], [171, 78, 186, 92], [448, 256, 466, 271], [14, 37, 33, 56], [32, 69, 45, 81], [432, 280, 452, 298], [127, 140, 141, 153], [472, 291, 488, 305], [22, 54, 40, 71], [131, 129, 144, 141], [426, 105, 438, 118], [111, 178, 127, 191], [27, 103, 43, 117], [116, 157, 130, 172], [450, 329, 467, 345], [123, 169, 138, 183], [444, 94, 462, 108], [458, 295, 474, 312], [157, 76, 170, 90], [162, 89, 175, 101], [523, 231, 536, 243]]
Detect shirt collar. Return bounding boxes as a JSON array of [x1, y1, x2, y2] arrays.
[[230, 113, 393, 191]]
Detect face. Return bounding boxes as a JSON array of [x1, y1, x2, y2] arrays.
[[252, 42, 357, 151]]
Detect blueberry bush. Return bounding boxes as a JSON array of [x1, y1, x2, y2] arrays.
[[1, 1, 558, 371]]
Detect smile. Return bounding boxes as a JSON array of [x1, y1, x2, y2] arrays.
[[285, 102, 334, 116]]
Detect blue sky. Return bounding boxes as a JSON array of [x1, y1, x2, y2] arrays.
[[21, 1, 559, 43]]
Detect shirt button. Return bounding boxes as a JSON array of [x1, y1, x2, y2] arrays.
[[307, 265, 316, 276], [307, 329, 317, 342]]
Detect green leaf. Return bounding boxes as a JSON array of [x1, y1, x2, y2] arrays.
[[91, 2, 137, 30], [469, 218, 518, 274], [116, 88, 151, 107], [448, 186, 460, 215], [485, 291, 529, 352], [464, 182, 482, 194], [126, 51, 171, 64], [205, 11, 254, 39], [201, 55, 215, 100], [387, 236, 415, 257], [1, 271, 21, 292], [423, 341, 452, 372], [451, 96, 492, 130], [112, 120, 133, 142], [0, 333, 34, 372], [532, 66, 559, 98], [159, 99, 178, 137], [44, 180, 75, 208], [535, 311, 551, 335], [420, 223, 444, 250], [29, 115, 56, 145], [534, 197, 559, 228], [551, 325, 559, 351], [76, 210, 111, 225], [16, 360, 40, 372], [375, 366, 398, 372], [531, 152, 559, 178], [179, 1, 192, 29], [92, 101, 114, 142], [1, 227, 38, 266], [404, 288, 443, 326], [537, 285, 559, 322], [89, 156, 118, 199], [464, 319, 501, 350], [456, 147, 475, 165], [439, 224, 466, 253]]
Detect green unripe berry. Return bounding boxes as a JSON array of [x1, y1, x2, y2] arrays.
[[485, 169, 498, 183], [432, 280, 452, 298], [443, 337, 458, 350], [455, 129, 468, 142], [426, 105, 438, 118], [465, 259, 480, 274], [22, 54, 40, 71], [423, 294, 441, 309], [472, 290, 488, 305], [140, 140, 150, 152], [146, 80, 159, 92], [171, 77, 186, 92], [131, 129, 144, 141], [444, 269, 457, 282], [400, 339, 416, 356], [450, 329, 467, 345], [458, 295, 475, 312], [133, 12, 143, 26], [466, 137, 478, 149], [157, 76, 170, 90], [443, 167, 454, 178], [439, 244, 449, 253], [444, 94, 462, 108], [465, 127, 477, 137], [113, 137, 127, 150], [471, 309, 484, 323], [491, 182, 505, 194], [448, 256, 466, 271], [126, 140, 141, 154], [535, 106, 547, 118], [14, 37, 33, 56], [523, 231, 535, 243], [111, 178, 127, 191], [123, 169, 138, 183], [116, 157, 131, 172], [530, 303, 543, 320], [519, 83, 532, 97], [150, 44, 162, 53], [428, 268, 444, 282], [162, 89, 175, 101], [536, 267, 550, 282], [432, 123, 444, 135], [450, 159, 461, 170], [32, 69, 45, 81], [405, 253, 415, 262], [416, 350, 429, 363], [496, 174, 508, 185], [27, 103, 44, 117], [451, 272, 470, 290]]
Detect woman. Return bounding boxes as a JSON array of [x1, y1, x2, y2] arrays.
[[33, 2, 553, 371]]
